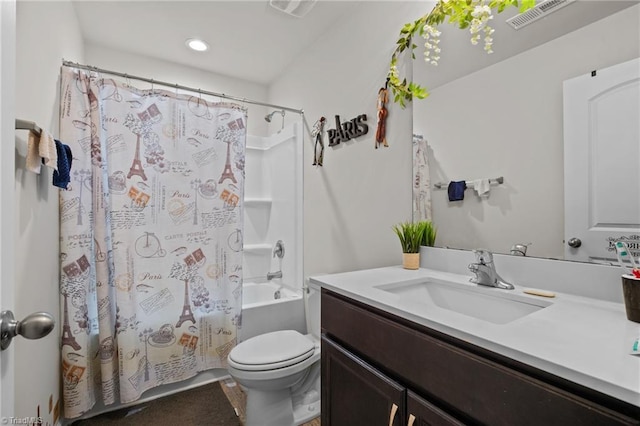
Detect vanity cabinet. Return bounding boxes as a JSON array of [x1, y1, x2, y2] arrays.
[[322, 336, 462, 425], [321, 289, 640, 426]]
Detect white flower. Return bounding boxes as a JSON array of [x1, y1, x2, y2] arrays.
[[422, 24, 442, 67], [390, 65, 399, 80], [465, 0, 496, 53], [472, 4, 491, 18]]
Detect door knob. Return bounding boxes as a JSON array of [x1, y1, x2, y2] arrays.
[[567, 238, 582, 248], [0, 310, 55, 350]]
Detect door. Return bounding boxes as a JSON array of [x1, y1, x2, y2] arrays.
[[321, 336, 405, 426], [2, 1, 59, 422], [563, 58, 640, 262], [406, 391, 464, 426]]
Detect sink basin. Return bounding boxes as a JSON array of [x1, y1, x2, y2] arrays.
[[376, 278, 552, 324]]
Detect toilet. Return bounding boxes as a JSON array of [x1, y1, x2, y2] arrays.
[[227, 282, 321, 426]]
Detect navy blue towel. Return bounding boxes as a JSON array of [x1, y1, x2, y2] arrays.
[[53, 140, 73, 189], [447, 180, 466, 202]]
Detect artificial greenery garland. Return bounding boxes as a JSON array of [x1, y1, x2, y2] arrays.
[[388, 0, 536, 107]]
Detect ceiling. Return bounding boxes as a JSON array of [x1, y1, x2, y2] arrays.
[[72, 0, 360, 85], [72, 1, 638, 87], [417, 0, 639, 89]]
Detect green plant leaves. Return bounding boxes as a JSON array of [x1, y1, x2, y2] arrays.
[[392, 220, 437, 253], [387, 0, 535, 108]]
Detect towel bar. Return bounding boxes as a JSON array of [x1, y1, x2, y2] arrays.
[[433, 176, 504, 190], [15, 119, 42, 136]]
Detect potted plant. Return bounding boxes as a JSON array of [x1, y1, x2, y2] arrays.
[[393, 221, 438, 269], [392, 221, 424, 270], [420, 220, 437, 247]]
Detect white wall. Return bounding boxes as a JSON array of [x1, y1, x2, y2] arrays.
[[15, 1, 84, 423], [414, 5, 640, 259], [269, 1, 427, 278]]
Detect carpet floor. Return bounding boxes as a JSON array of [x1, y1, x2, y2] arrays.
[[71, 382, 240, 426]]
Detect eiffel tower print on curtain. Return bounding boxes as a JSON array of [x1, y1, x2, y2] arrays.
[[219, 141, 237, 184]]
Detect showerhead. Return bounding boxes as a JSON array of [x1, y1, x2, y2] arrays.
[[264, 110, 285, 123]]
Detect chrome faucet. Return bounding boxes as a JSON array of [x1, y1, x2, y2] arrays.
[[267, 270, 282, 280], [468, 249, 515, 290], [267, 240, 284, 280], [273, 240, 284, 259]]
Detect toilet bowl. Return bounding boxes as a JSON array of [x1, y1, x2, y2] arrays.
[[227, 282, 321, 426]]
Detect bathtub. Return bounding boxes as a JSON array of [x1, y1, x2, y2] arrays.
[[239, 281, 306, 342]]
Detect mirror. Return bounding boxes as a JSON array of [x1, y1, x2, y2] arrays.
[[412, 1, 639, 261]]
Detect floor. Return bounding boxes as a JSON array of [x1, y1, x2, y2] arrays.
[[219, 378, 321, 426]]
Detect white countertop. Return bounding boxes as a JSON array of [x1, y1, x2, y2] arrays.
[[310, 266, 640, 408]]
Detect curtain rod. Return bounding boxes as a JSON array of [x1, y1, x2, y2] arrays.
[[62, 60, 304, 115]]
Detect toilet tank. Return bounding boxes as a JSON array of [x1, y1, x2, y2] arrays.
[[305, 280, 321, 339]]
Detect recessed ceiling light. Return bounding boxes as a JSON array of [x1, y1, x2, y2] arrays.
[[186, 38, 209, 52]]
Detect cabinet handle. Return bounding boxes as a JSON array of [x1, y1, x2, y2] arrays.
[[388, 403, 398, 426], [407, 414, 416, 426]]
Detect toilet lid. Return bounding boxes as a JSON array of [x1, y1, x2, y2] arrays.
[[229, 330, 315, 371]]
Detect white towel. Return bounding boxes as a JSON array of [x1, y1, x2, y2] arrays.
[[471, 179, 491, 197], [26, 129, 57, 174]]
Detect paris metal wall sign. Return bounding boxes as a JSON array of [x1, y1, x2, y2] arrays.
[[327, 114, 368, 147]]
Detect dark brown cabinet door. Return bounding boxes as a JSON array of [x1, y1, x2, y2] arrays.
[[406, 391, 465, 426], [322, 336, 405, 426]]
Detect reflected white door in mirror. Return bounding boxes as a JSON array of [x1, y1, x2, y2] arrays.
[[563, 57, 640, 263]]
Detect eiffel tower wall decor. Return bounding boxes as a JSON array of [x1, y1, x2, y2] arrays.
[[59, 66, 247, 418]]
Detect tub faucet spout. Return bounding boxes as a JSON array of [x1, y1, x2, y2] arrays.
[[267, 270, 282, 280]]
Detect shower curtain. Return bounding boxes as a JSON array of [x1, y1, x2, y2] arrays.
[[58, 66, 246, 418], [413, 134, 432, 221]]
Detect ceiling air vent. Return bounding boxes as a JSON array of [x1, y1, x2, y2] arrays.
[[506, 0, 576, 30], [269, 0, 317, 18]]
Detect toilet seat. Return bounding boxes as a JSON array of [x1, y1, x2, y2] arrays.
[[228, 330, 315, 371]]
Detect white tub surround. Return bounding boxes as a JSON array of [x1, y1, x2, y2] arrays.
[[243, 123, 303, 288], [310, 263, 640, 409], [239, 281, 305, 343]]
